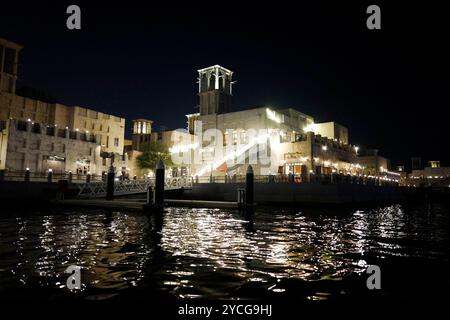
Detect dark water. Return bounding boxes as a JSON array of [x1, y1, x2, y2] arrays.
[[0, 204, 449, 301]]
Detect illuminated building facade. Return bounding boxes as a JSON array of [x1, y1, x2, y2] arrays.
[[0, 119, 101, 175], [126, 118, 194, 178], [405, 160, 450, 187], [357, 149, 390, 175], [0, 38, 127, 176], [132, 118, 153, 152], [185, 65, 365, 178]]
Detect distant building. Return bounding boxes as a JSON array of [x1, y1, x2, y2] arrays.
[[411, 157, 422, 171], [429, 160, 440, 168], [357, 149, 390, 175], [406, 161, 450, 187], [125, 118, 154, 178], [131, 119, 153, 152]]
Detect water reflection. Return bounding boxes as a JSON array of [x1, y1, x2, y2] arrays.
[[0, 203, 448, 300], [3, 212, 152, 299]]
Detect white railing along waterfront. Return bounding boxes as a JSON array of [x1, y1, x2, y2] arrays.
[[76, 176, 193, 198], [0, 170, 103, 183], [193, 173, 399, 187]]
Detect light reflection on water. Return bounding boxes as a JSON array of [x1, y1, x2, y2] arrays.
[[0, 204, 448, 300]]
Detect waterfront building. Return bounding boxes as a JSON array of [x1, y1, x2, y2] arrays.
[[0, 119, 101, 175], [0, 38, 126, 176], [126, 118, 195, 178], [184, 65, 365, 179], [150, 128, 194, 178], [357, 149, 390, 175], [125, 119, 154, 178], [411, 157, 422, 170], [131, 118, 153, 152], [406, 160, 450, 187], [357, 148, 401, 182]]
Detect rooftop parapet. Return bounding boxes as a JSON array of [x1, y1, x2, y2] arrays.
[[9, 119, 100, 144]]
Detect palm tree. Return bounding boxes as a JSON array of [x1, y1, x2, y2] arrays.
[[136, 141, 173, 170]]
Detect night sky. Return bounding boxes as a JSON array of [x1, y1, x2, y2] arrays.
[[1, 1, 448, 169]]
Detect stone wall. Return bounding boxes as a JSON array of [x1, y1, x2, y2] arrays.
[[182, 182, 402, 204], [1, 119, 104, 174]]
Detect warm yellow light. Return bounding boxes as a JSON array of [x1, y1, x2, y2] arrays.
[[303, 123, 316, 133], [266, 108, 282, 123], [169, 142, 199, 153]]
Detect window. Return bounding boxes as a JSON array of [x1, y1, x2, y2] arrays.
[[9, 78, 14, 92], [0, 46, 3, 72], [232, 131, 238, 145], [295, 133, 307, 142], [114, 138, 119, 147], [4, 48, 16, 74], [32, 123, 41, 134], [17, 121, 27, 131]]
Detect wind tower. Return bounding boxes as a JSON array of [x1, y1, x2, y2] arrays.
[[132, 119, 153, 151], [197, 65, 234, 115], [0, 38, 22, 94]]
